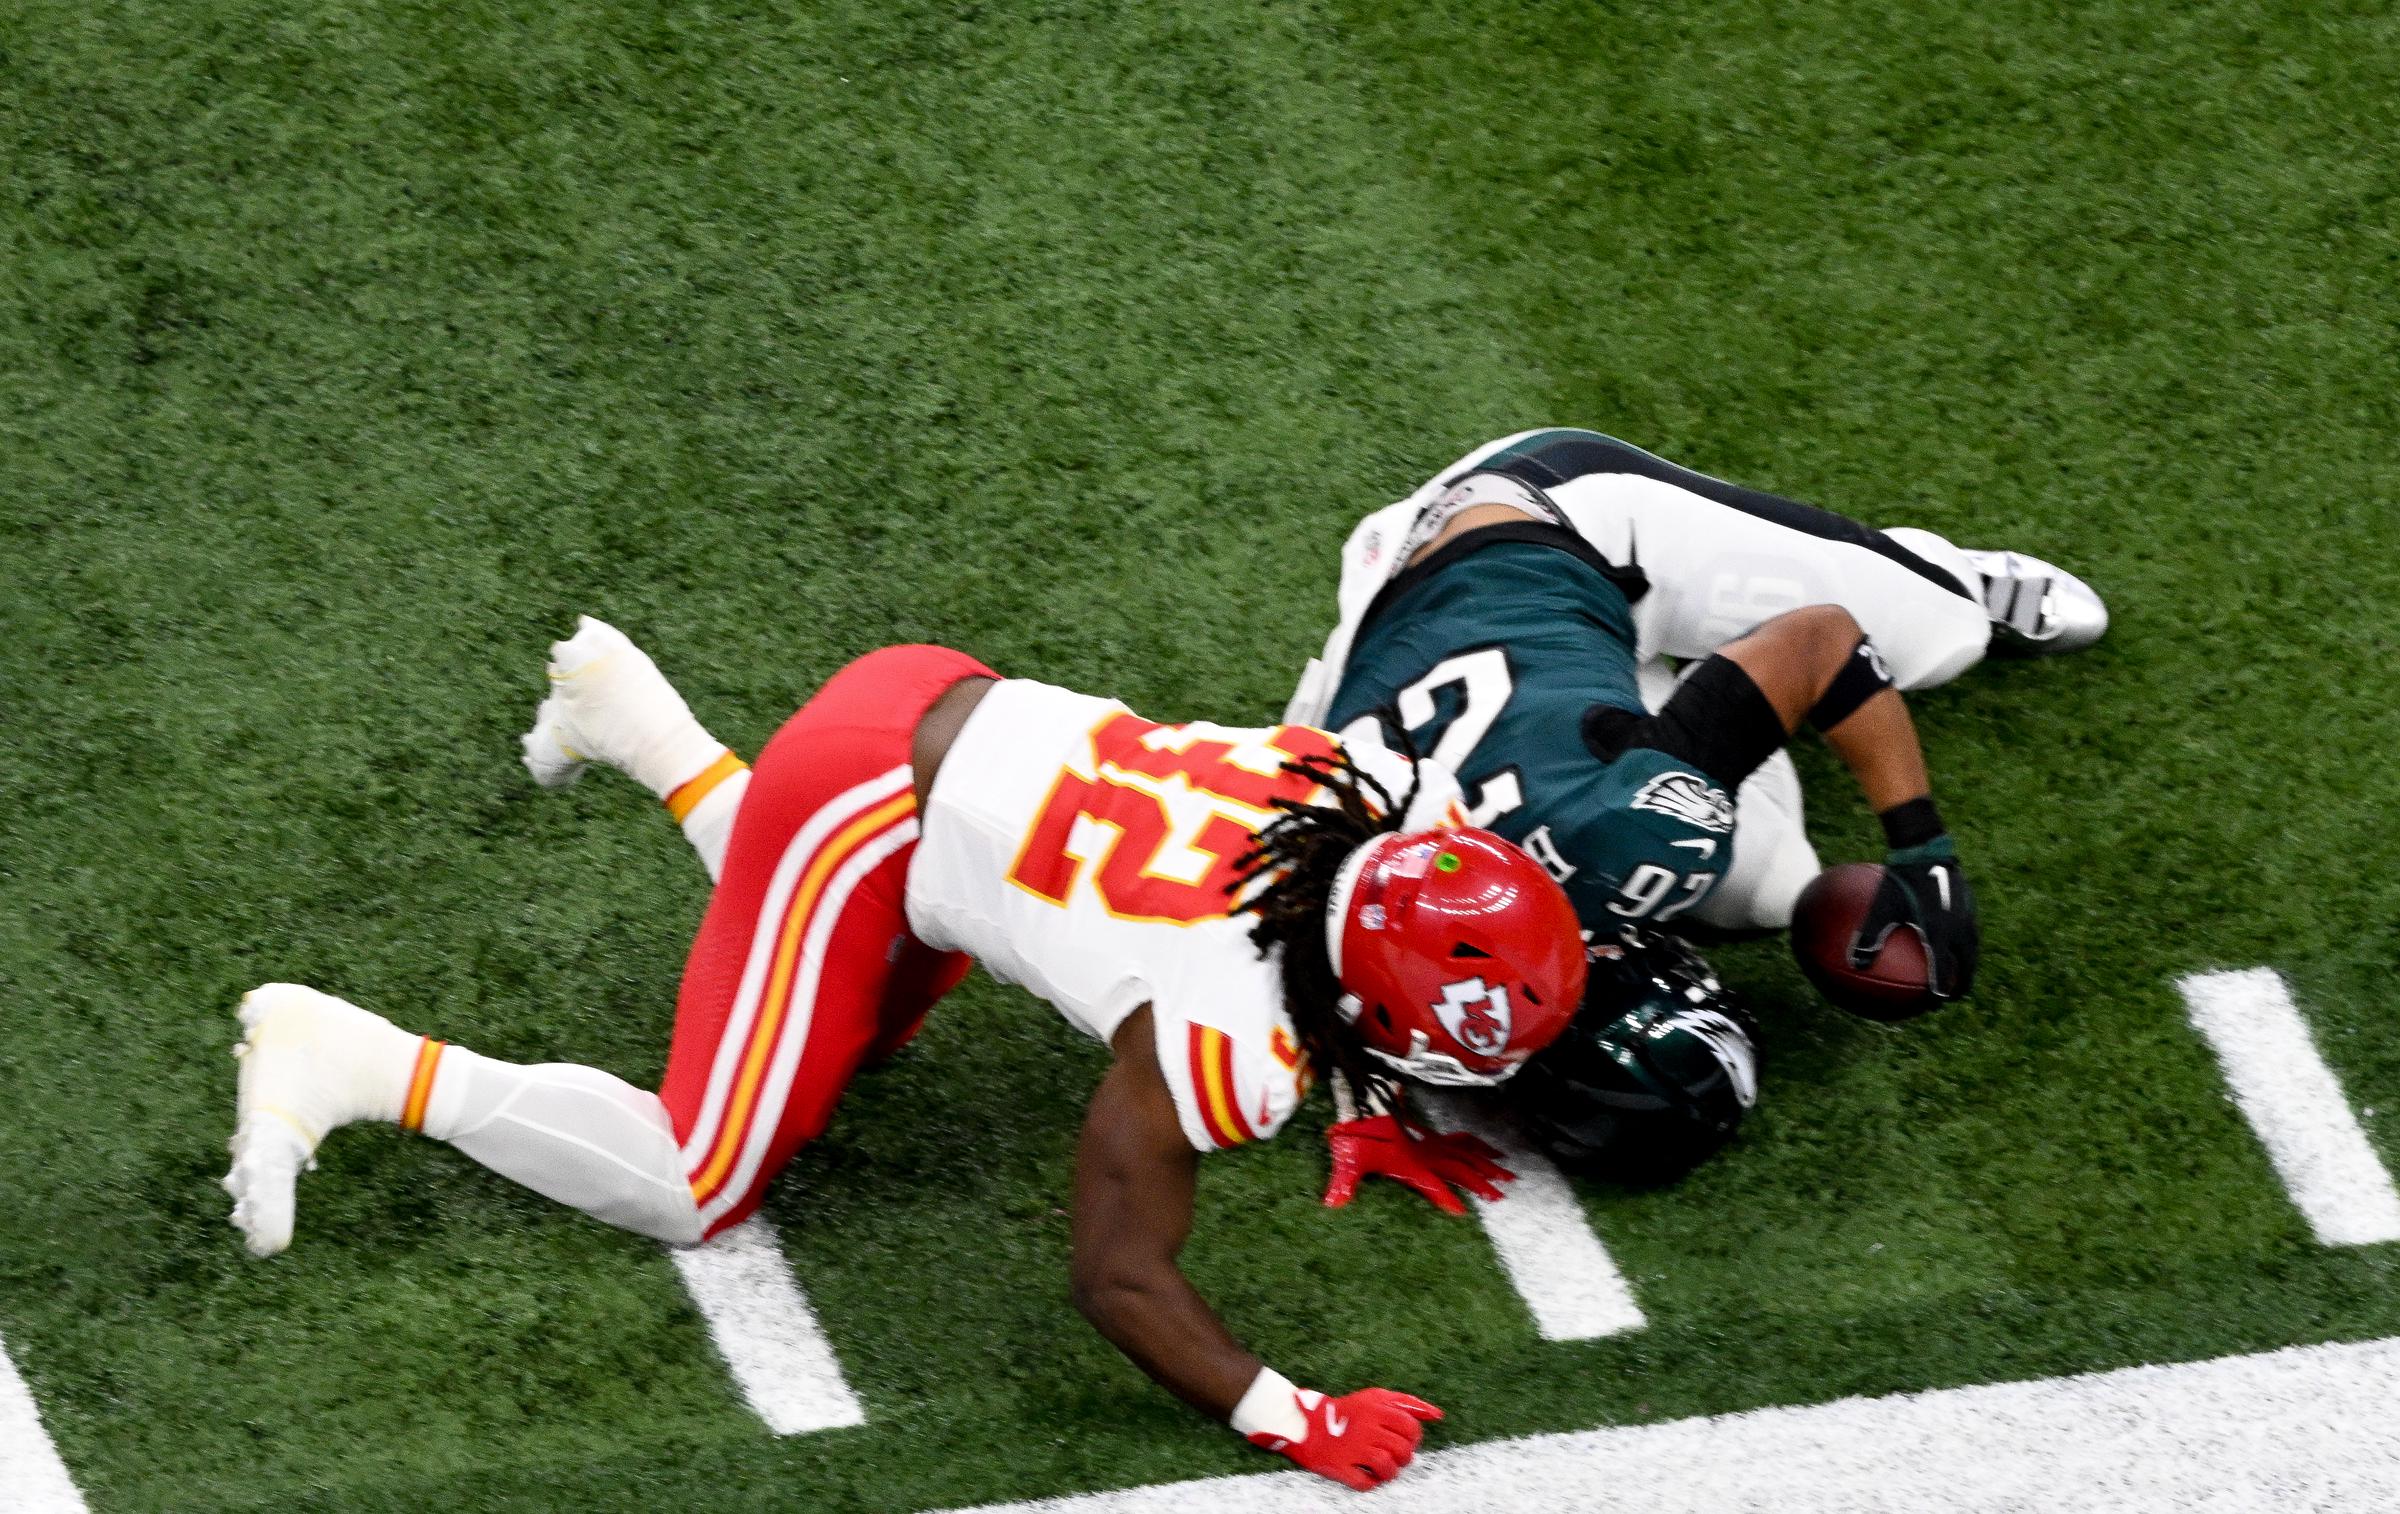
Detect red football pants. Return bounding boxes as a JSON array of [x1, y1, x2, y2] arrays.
[[662, 644, 996, 1238]]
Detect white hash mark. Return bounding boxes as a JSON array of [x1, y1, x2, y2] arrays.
[[1418, 1092, 1647, 1341], [670, 1215, 866, 1434], [0, 1329, 88, 1514], [2178, 967, 2400, 1246]]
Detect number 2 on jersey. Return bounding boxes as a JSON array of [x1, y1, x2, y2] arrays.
[[1385, 647, 1522, 826], [1007, 713, 1336, 924]]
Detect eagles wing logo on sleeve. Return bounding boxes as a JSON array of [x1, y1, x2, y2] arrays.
[[1629, 771, 1736, 833]]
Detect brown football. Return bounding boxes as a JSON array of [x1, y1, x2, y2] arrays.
[[1790, 864, 1936, 1021]]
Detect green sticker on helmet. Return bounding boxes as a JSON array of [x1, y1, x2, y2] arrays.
[[1435, 851, 1462, 873]]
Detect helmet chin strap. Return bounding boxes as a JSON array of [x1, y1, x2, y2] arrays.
[[1366, 1040, 1509, 1089]]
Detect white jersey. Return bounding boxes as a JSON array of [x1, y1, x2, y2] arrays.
[[906, 678, 1462, 1152]]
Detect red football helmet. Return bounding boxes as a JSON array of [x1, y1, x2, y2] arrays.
[[1325, 828, 1584, 1086]]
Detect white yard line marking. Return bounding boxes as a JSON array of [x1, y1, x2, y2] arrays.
[[940, 1332, 2400, 1514], [670, 1216, 866, 1434], [1419, 1092, 1646, 1340], [2178, 967, 2400, 1246], [0, 1331, 88, 1514]]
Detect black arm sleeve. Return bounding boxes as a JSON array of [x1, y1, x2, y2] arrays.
[[1579, 654, 1790, 790]]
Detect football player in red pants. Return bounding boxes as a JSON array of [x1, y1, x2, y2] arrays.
[[224, 618, 1585, 1491]]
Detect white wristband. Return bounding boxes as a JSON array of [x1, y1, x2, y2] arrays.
[[1229, 1366, 1310, 1443]]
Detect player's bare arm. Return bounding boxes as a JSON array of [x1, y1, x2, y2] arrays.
[[1715, 604, 1978, 1001], [1069, 1005, 1258, 1417], [1070, 1006, 1448, 1489], [1716, 603, 1929, 813]]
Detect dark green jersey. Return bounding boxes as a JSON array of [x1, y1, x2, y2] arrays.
[[1326, 523, 1740, 931]]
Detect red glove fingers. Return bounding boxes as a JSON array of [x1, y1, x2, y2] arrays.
[[1323, 1114, 1517, 1214], [1237, 1375, 1445, 1492], [1421, 1132, 1514, 1201], [1391, 1169, 1469, 1216], [1372, 1390, 1442, 1422], [1434, 1129, 1507, 1165], [1321, 1128, 1374, 1209]]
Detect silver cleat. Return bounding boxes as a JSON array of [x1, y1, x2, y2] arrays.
[[1963, 548, 2109, 655]]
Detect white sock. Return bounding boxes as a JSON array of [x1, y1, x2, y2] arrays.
[[418, 1043, 703, 1245], [677, 769, 749, 883], [626, 725, 729, 805]]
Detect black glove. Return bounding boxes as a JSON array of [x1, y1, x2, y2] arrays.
[[1852, 837, 1979, 1000]]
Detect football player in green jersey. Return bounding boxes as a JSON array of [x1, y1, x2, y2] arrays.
[[1292, 427, 2105, 986], [1287, 428, 2105, 1183]]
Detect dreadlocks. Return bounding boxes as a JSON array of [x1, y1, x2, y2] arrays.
[[1227, 736, 1424, 1119]]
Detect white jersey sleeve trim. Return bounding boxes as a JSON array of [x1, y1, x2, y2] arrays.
[[1152, 1003, 1308, 1153]]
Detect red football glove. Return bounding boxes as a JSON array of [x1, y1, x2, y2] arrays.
[[1246, 1386, 1444, 1491], [1324, 1113, 1514, 1215]]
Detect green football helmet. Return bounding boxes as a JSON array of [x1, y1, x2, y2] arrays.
[[1509, 927, 1760, 1184]]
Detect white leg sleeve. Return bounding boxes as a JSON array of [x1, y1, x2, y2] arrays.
[[678, 769, 749, 883], [421, 1045, 703, 1246]]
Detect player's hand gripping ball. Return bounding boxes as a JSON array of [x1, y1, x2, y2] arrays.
[[1792, 863, 1942, 1019]]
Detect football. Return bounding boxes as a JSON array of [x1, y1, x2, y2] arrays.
[[1789, 864, 1937, 1021]]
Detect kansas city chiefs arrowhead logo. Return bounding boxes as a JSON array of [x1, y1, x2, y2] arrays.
[[1629, 770, 1735, 833], [1434, 976, 1513, 1057]]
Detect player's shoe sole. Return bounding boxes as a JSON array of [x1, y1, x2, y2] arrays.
[[1963, 548, 2109, 655], [224, 983, 412, 1258]]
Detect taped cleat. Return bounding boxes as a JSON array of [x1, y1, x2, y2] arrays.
[[224, 1112, 310, 1258], [225, 984, 417, 1258], [520, 693, 589, 789], [1964, 548, 2109, 655], [518, 615, 723, 797]]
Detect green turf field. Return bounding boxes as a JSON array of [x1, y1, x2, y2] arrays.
[[3, 1, 2397, 1509]]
